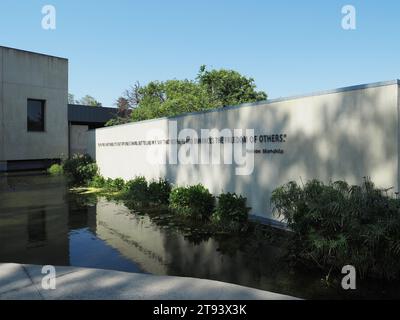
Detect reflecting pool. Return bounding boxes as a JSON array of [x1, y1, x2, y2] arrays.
[[0, 172, 399, 299]]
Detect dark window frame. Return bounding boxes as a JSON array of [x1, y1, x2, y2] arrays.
[[27, 99, 46, 132]]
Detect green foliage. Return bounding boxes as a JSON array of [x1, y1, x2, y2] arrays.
[[68, 93, 76, 104], [148, 178, 172, 205], [63, 154, 98, 185], [104, 178, 125, 192], [69, 93, 102, 106], [106, 66, 267, 125], [105, 116, 130, 127], [124, 176, 149, 206], [105, 97, 132, 126], [169, 184, 215, 221], [47, 164, 63, 176], [271, 178, 400, 280], [130, 79, 212, 122], [197, 65, 267, 107], [89, 175, 106, 188], [212, 192, 250, 226], [78, 95, 102, 107]]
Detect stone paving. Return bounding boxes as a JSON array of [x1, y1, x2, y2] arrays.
[[0, 263, 298, 300]]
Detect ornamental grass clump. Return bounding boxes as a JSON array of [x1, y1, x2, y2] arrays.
[[271, 178, 400, 280]]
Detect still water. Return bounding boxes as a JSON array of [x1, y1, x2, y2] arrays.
[[0, 172, 399, 299]]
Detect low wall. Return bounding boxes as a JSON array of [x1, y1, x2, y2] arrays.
[[88, 81, 400, 221]]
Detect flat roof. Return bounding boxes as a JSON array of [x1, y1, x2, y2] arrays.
[[96, 79, 400, 130], [68, 104, 118, 124], [0, 45, 68, 60]]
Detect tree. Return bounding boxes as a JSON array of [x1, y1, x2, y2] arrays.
[[197, 65, 267, 107], [116, 97, 130, 110], [130, 79, 213, 122], [107, 66, 267, 125], [69, 93, 103, 107], [68, 93, 77, 104], [79, 95, 102, 107], [105, 97, 132, 127]]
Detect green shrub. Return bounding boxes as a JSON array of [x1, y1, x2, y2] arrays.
[[47, 164, 63, 176], [148, 178, 172, 205], [89, 175, 106, 188], [271, 178, 400, 280], [124, 176, 149, 206], [169, 184, 215, 220], [104, 178, 125, 192], [212, 192, 250, 226], [63, 154, 98, 185]]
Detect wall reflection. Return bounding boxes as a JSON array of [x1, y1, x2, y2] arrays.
[[94, 198, 290, 292], [0, 173, 70, 266], [27, 209, 47, 248]]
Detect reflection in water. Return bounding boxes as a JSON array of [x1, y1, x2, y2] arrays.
[[0, 172, 399, 299], [69, 227, 143, 273], [27, 209, 47, 247]]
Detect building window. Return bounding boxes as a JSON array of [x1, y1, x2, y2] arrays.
[[27, 99, 45, 132]]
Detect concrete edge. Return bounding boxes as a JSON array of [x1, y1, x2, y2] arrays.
[[0, 263, 300, 300], [0, 45, 68, 61]]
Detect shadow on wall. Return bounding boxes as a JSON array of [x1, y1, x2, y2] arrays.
[[164, 86, 398, 219], [87, 85, 398, 220]]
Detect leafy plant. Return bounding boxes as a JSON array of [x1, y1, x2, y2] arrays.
[[212, 193, 250, 231], [148, 178, 172, 205], [89, 175, 106, 188], [104, 178, 125, 192], [63, 154, 98, 185], [124, 176, 149, 206], [271, 178, 400, 280], [47, 164, 63, 176], [169, 184, 215, 221]]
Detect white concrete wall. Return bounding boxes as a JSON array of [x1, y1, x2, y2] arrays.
[[0, 48, 4, 164], [398, 84, 400, 188], [91, 82, 400, 221], [0, 47, 68, 162]]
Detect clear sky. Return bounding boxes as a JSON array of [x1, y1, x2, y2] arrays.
[[0, 0, 399, 107]]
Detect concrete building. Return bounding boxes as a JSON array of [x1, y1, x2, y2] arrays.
[[0, 46, 116, 171], [0, 46, 68, 171]]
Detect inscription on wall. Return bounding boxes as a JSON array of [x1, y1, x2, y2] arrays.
[[98, 133, 287, 155]]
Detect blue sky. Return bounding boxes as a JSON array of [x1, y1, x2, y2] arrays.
[[0, 0, 399, 107]]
